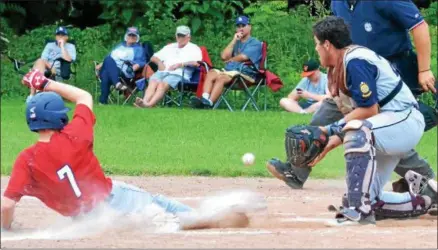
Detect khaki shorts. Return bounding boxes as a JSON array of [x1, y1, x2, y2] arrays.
[[212, 69, 255, 84]]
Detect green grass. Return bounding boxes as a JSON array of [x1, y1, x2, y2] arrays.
[[1, 100, 437, 179]]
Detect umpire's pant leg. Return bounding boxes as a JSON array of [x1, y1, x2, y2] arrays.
[[309, 98, 344, 126], [394, 149, 435, 179], [418, 100, 438, 132], [392, 101, 437, 180]]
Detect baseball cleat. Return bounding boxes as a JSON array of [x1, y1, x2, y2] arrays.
[[325, 207, 376, 227], [428, 204, 437, 216], [405, 170, 437, 213], [266, 158, 303, 189], [422, 179, 437, 216]]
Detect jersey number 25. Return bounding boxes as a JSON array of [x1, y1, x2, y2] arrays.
[[57, 165, 82, 198]]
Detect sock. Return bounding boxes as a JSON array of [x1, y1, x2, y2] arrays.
[[300, 110, 307, 114], [202, 93, 210, 100]]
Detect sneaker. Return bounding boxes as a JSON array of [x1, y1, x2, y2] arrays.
[[266, 158, 303, 189], [325, 207, 376, 227], [190, 96, 204, 109], [422, 179, 437, 216], [201, 97, 213, 107], [404, 170, 437, 216]]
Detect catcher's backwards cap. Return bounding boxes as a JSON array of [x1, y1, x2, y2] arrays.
[[26, 92, 70, 132]]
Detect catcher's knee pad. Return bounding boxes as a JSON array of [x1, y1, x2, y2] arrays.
[[342, 120, 376, 214]]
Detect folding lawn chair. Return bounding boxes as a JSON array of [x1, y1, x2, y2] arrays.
[[94, 41, 154, 105], [162, 46, 212, 108], [8, 39, 78, 82], [213, 41, 269, 111]]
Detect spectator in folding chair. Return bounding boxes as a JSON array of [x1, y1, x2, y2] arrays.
[[190, 16, 262, 108], [31, 26, 77, 81], [134, 25, 202, 108], [279, 59, 329, 114], [95, 27, 146, 105]]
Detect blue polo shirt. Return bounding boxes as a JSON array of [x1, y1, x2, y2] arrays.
[[331, 0, 425, 57], [224, 37, 262, 78]]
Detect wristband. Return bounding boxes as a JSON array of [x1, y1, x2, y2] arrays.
[[419, 69, 430, 73]]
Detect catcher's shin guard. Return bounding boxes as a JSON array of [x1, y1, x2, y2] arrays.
[[342, 120, 376, 215]]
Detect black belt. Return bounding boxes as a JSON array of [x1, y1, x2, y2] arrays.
[[379, 80, 403, 108]]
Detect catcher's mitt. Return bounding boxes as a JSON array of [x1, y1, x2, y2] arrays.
[[285, 125, 328, 168]]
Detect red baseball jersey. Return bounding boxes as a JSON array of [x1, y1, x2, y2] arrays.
[[4, 104, 113, 217]]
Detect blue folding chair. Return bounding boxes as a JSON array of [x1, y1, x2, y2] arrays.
[[163, 62, 210, 108], [94, 41, 154, 105]]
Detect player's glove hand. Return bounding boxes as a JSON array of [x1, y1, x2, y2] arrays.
[[22, 69, 49, 91], [285, 125, 328, 168]]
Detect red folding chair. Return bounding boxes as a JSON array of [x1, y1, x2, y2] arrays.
[[213, 41, 273, 111], [163, 46, 213, 108]]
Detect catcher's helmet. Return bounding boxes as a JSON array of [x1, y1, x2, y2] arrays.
[[26, 92, 70, 132]]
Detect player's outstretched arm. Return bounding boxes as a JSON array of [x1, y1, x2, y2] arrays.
[[22, 69, 93, 111], [45, 80, 93, 111], [1, 197, 16, 230]]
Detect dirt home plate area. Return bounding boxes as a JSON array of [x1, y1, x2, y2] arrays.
[[1, 176, 437, 249]]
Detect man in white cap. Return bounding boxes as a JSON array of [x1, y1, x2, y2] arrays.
[[134, 25, 202, 108]]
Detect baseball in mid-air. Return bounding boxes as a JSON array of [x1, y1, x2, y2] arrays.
[[242, 153, 255, 166]]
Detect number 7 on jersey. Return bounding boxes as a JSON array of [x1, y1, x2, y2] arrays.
[[57, 165, 82, 197]]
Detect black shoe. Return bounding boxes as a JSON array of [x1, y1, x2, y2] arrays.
[[201, 97, 213, 107], [266, 158, 303, 189], [326, 208, 376, 227], [190, 96, 204, 109]]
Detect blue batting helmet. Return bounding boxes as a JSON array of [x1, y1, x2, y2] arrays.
[[26, 92, 70, 132]]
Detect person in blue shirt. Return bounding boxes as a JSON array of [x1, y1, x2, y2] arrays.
[[191, 16, 262, 108], [95, 27, 146, 105], [32, 26, 77, 81], [280, 59, 329, 114], [268, 1, 437, 208]]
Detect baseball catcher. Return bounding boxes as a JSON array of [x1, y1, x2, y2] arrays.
[[268, 17, 437, 226]]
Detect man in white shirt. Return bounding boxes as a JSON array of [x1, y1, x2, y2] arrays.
[[134, 26, 202, 108]]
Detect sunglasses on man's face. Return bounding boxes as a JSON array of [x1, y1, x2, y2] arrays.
[[236, 24, 247, 28], [127, 34, 137, 37], [176, 34, 187, 38]]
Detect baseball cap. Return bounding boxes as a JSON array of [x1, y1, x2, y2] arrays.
[[55, 26, 68, 35], [126, 27, 139, 36], [176, 25, 191, 36], [236, 16, 250, 26], [301, 59, 320, 77]]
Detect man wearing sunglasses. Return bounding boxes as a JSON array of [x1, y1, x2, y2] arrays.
[[134, 25, 202, 108], [191, 16, 262, 108]]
